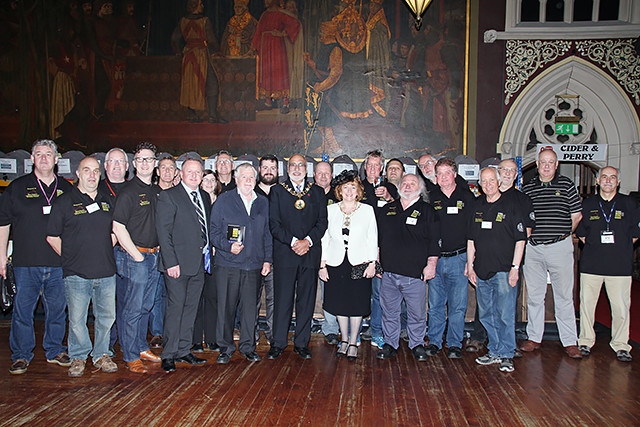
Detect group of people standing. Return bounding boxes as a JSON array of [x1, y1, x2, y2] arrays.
[[0, 140, 637, 377]]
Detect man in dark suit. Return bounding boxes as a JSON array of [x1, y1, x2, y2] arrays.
[[268, 154, 328, 359], [155, 157, 211, 373]]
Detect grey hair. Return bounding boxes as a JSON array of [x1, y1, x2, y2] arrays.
[[597, 166, 621, 181], [31, 139, 58, 157], [235, 162, 257, 178], [105, 147, 127, 163], [479, 166, 502, 186]]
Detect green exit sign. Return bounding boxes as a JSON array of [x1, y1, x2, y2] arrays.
[[555, 124, 579, 135]]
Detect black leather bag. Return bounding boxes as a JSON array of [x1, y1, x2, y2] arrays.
[[350, 261, 383, 280], [1, 262, 17, 313]]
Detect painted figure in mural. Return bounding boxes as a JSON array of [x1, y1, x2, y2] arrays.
[[171, 0, 225, 123], [252, 0, 300, 113], [366, 0, 391, 117], [86, 0, 125, 119], [282, 0, 305, 109], [304, 0, 372, 155], [221, 0, 258, 58], [117, 0, 144, 57]]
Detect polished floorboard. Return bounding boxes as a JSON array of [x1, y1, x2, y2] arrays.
[[0, 320, 638, 427]]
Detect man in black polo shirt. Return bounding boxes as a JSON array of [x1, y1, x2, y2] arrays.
[[112, 141, 163, 373], [426, 157, 475, 359], [215, 150, 236, 193], [360, 149, 397, 349], [575, 166, 640, 362], [377, 174, 440, 361], [520, 148, 583, 359], [47, 156, 118, 377], [467, 167, 527, 373], [0, 139, 73, 375]]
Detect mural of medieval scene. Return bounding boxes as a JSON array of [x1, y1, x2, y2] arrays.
[[0, 0, 467, 159]]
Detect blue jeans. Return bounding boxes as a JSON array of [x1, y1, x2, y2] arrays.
[[320, 279, 339, 336], [369, 275, 383, 337], [65, 275, 116, 361], [10, 266, 67, 362], [476, 271, 517, 358], [427, 253, 468, 349], [110, 247, 127, 350], [149, 273, 165, 337], [117, 248, 160, 362]]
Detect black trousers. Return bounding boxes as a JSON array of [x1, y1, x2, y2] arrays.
[[192, 271, 218, 346], [160, 264, 205, 360], [272, 265, 318, 349], [214, 265, 261, 356]]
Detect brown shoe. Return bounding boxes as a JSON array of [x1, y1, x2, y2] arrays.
[[140, 350, 161, 363], [518, 340, 541, 352], [565, 345, 583, 359], [126, 359, 148, 374], [465, 339, 484, 353]]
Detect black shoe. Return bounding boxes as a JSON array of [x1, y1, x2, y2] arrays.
[[377, 344, 398, 360], [425, 344, 440, 356], [243, 351, 262, 362], [347, 344, 358, 361], [216, 353, 230, 364], [161, 358, 176, 373], [206, 342, 221, 352], [447, 346, 462, 359], [175, 353, 207, 365], [336, 341, 348, 357], [267, 346, 284, 360], [191, 343, 204, 353], [108, 345, 116, 356], [293, 346, 312, 359], [412, 345, 428, 361], [325, 333, 339, 345]]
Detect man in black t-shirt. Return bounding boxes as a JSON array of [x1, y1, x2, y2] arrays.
[[426, 158, 475, 359], [376, 174, 440, 361], [47, 156, 118, 377], [575, 166, 640, 362], [112, 142, 163, 374], [0, 139, 73, 375], [467, 167, 527, 373]]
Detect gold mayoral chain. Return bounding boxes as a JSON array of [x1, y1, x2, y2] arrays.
[[281, 181, 314, 210]]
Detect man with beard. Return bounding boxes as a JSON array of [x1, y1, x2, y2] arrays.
[[254, 154, 279, 344], [377, 174, 440, 361]]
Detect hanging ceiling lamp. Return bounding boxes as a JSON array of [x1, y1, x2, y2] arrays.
[[403, 0, 434, 30]]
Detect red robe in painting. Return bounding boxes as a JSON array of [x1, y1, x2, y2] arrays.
[[252, 9, 300, 100]]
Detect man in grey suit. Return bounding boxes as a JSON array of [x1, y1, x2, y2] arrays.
[[156, 157, 212, 373]]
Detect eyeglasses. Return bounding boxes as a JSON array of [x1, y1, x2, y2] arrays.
[[134, 157, 155, 163], [497, 167, 516, 173], [419, 161, 435, 167], [217, 159, 232, 165], [289, 162, 306, 169]]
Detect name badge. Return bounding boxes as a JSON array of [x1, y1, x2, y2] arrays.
[[481, 221, 492, 229], [600, 230, 615, 244], [406, 217, 417, 225], [42, 205, 51, 215], [447, 206, 459, 214], [86, 203, 100, 214], [377, 200, 387, 208]]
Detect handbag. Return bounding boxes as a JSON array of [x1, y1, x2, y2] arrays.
[[350, 261, 383, 280], [1, 262, 17, 313]]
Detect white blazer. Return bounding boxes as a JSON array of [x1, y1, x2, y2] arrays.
[[321, 202, 378, 267]]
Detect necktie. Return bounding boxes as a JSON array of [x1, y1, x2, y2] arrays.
[[192, 191, 211, 273]]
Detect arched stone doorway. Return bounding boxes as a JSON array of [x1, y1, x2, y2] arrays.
[[498, 56, 640, 194]]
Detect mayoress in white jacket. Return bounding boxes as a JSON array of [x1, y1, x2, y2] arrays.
[[319, 170, 378, 361]]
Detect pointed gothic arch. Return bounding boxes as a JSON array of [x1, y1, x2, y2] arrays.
[[498, 56, 640, 193]]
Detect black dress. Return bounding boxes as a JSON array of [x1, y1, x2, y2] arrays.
[[323, 250, 372, 317]]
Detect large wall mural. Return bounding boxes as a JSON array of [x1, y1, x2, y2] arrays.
[[0, 0, 468, 159]]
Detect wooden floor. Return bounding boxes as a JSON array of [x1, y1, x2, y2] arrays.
[[0, 321, 638, 427]]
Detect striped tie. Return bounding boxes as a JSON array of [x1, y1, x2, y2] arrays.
[[191, 191, 208, 247]]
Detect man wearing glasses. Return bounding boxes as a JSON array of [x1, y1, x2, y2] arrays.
[[112, 142, 163, 373], [267, 154, 327, 359], [215, 151, 236, 193]]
